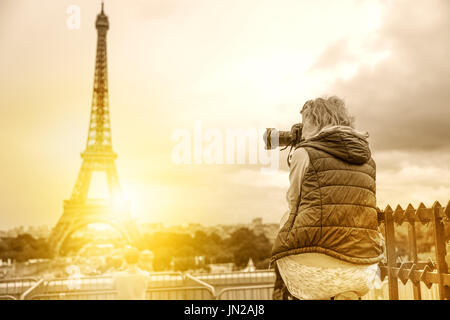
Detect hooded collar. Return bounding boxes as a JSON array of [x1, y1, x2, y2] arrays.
[[298, 125, 372, 165]]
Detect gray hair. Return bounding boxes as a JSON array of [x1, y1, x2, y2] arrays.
[[301, 96, 355, 130]]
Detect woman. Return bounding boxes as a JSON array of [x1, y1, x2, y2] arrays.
[[271, 96, 384, 300]]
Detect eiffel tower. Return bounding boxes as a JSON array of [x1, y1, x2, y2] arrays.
[[50, 4, 139, 255]]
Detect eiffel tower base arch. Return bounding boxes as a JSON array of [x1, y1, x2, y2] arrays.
[[49, 200, 141, 256]]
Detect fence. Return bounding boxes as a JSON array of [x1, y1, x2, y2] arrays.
[[0, 277, 39, 300], [377, 201, 450, 300], [193, 271, 275, 286], [21, 272, 203, 300], [29, 287, 215, 300], [217, 284, 274, 300], [361, 279, 441, 300], [11, 269, 277, 300], [36, 272, 185, 293], [22, 273, 262, 300]]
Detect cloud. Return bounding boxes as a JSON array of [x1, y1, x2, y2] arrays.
[[376, 153, 450, 209], [313, 0, 450, 152], [132, 0, 189, 20], [310, 39, 356, 72]]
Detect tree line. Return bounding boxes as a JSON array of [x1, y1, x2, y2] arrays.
[[0, 228, 273, 271], [136, 228, 272, 271]]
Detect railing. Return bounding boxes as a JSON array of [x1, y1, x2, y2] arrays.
[[217, 284, 274, 300], [43, 275, 114, 293], [193, 271, 275, 286], [35, 272, 184, 294], [377, 201, 450, 300], [146, 286, 214, 300], [30, 287, 215, 300], [184, 273, 216, 297], [29, 285, 270, 300], [30, 290, 117, 300], [20, 279, 45, 300], [0, 277, 38, 299], [18, 271, 273, 300], [21, 272, 214, 300]]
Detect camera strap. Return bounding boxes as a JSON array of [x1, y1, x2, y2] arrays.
[[286, 144, 295, 167]]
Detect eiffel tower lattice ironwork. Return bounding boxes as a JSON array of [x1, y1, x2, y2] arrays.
[[49, 4, 139, 254]]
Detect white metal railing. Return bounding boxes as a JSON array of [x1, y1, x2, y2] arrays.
[[0, 277, 38, 296], [7, 270, 442, 300], [30, 286, 215, 300], [216, 284, 274, 300]]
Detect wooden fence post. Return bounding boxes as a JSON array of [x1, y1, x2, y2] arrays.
[[384, 205, 399, 300], [406, 204, 421, 300], [432, 201, 450, 300]]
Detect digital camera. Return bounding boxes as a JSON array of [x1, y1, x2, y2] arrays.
[[263, 123, 303, 150]]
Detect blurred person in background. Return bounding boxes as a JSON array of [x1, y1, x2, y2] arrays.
[[113, 247, 149, 300], [271, 96, 384, 300]]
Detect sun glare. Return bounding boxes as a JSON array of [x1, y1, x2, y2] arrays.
[[87, 223, 115, 232]]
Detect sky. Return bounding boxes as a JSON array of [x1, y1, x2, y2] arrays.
[[0, 0, 449, 229]]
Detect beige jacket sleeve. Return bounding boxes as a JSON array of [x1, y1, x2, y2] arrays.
[[280, 148, 310, 228]]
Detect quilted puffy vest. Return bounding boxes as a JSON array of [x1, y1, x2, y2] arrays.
[[271, 128, 384, 265]]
